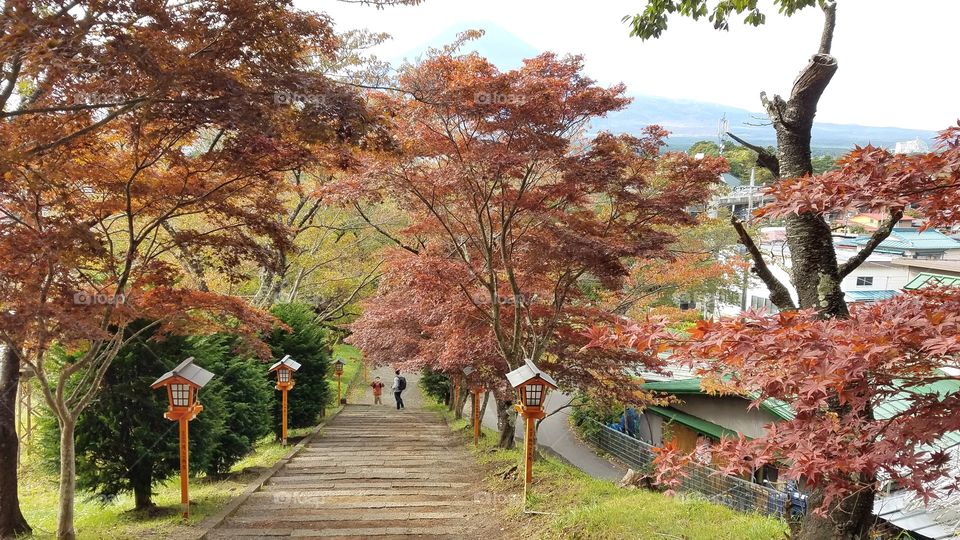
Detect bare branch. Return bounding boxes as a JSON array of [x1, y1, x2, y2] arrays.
[[725, 131, 780, 177], [731, 217, 797, 310], [837, 208, 904, 279]]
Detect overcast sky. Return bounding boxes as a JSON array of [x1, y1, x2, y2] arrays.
[[303, 1, 958, 131]]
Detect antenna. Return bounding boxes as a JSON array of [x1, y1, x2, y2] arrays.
[[718, 114, 729, 155]]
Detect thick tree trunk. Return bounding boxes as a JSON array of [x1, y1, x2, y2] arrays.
[[57, 418, 77, 540], [795, 485, 875, 540], [455, 388, 469, 420], [755, 8, 875, 535], [0, 349, 31, 538], [495, 398, 516, 449], [132, 461, 154, 510]]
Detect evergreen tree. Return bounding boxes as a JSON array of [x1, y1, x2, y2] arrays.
[[265, 303, 332, 439], [192, 334, 273, 476], [39, 322, 227, 509]]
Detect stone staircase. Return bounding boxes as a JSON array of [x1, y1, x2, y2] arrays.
[[206, 406, 484, 539]]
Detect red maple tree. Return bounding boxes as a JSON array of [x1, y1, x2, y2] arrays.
[[585, 124, 960, 538], [344, 40, 723, 447]]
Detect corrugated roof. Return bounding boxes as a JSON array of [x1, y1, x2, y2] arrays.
[[838, 228, 960, 254], [844, 290, 899, 302], [642, 378, 795, 421], [903, 272, 960, 290], [646, 406, 739, 440]]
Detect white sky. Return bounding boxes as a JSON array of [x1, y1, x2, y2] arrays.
[[302, 0, 959, 131]]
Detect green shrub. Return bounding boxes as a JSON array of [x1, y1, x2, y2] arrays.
[[265, 303, 333, 438]]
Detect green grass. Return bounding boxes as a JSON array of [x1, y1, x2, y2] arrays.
[[428, 402, 787, 540], [17, 425, 316, 539], [331, 343, 364, 402], [16, 343, 365, 539]]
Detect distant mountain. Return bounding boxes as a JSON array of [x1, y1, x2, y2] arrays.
[[593, 96, 937, 155], [398, 25, 937, 155], [393, 21, 539, 70]]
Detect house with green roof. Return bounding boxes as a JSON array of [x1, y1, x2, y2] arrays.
[[637, 375, 960, 540], [836, 227, 960, 260]]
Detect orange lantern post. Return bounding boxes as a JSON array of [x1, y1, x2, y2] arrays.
[[151, 357, 214, 520], [332, 358, 345, 405], [506, 360, 557, 487], [269, 355, 301, 446]]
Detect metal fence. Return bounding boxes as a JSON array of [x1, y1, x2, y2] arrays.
[[583, 418, 805, 518]]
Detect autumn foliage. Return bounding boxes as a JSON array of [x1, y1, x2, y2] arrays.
[[585, 123, 960, 515], [344, 41, 723, 443]]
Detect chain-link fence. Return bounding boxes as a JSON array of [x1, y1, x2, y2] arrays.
[[583, 418, 805, 518]]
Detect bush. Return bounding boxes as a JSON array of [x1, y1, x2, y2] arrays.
[[419, 367, 451, 404], [193, 334, 273, 476], [265, 303, 332, 438], [38, 322, 275, 508]]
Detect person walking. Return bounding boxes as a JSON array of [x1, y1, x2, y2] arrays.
[[370, 376, 385, 405], [392, 369, 406, 410]]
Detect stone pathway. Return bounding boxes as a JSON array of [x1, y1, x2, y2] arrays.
[[207, 368, 492, 539]]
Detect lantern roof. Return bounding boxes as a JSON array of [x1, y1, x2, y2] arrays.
[[269, 354, 301, 373], [506, 359, 557, 390], [463, 366, 475, 376], [150, 357, 215, 389]]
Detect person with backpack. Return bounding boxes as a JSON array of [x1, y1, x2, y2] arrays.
[[392, 369, 406, 410]]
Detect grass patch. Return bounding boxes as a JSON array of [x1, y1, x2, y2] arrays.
[[428, 400, 787, 540], [15, 343, 364, 539], [18, 425, 315, 539]]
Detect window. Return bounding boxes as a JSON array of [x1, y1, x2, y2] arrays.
[[856, 276, 874, 286], [749, 296, 779, 313]]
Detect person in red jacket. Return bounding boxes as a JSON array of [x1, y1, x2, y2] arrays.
[[370, 376, 385, 405]]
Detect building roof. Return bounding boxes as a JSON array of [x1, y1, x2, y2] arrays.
[[646, 406, 739, 440], [642, 378, 795, 421], [719, 173, 741, 188], [845, 290, 900, 303], [837, 228, 960, 255], [903, 272, 960, 290], [891, 258, 960, 276], [269, 354, 301, 373], [506, 358, 558, 389], [874, 443, 960, 540], [150, 357, 214, 389]]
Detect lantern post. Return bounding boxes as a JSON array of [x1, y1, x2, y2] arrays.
[[333, 358, 345, 404], [506, 360, 557, 487], [151, 357, 214, 520], [269, 355, 301, 446]]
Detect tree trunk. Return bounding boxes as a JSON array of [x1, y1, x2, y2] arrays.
[[131, 462, 154, 510], [57, 418, 77, 540], [479, 391, 490, 425], [455, 388, 469, 420], [755, 9, 876, 535], [495, 398, 516, 450], [795, 485, 875, 540], [0, 348, 31, 538]]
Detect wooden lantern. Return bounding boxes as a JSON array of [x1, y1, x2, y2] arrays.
[[269, 355, 301, 445], [506, 359, 557, 486], [151, 357, 214, 519]]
